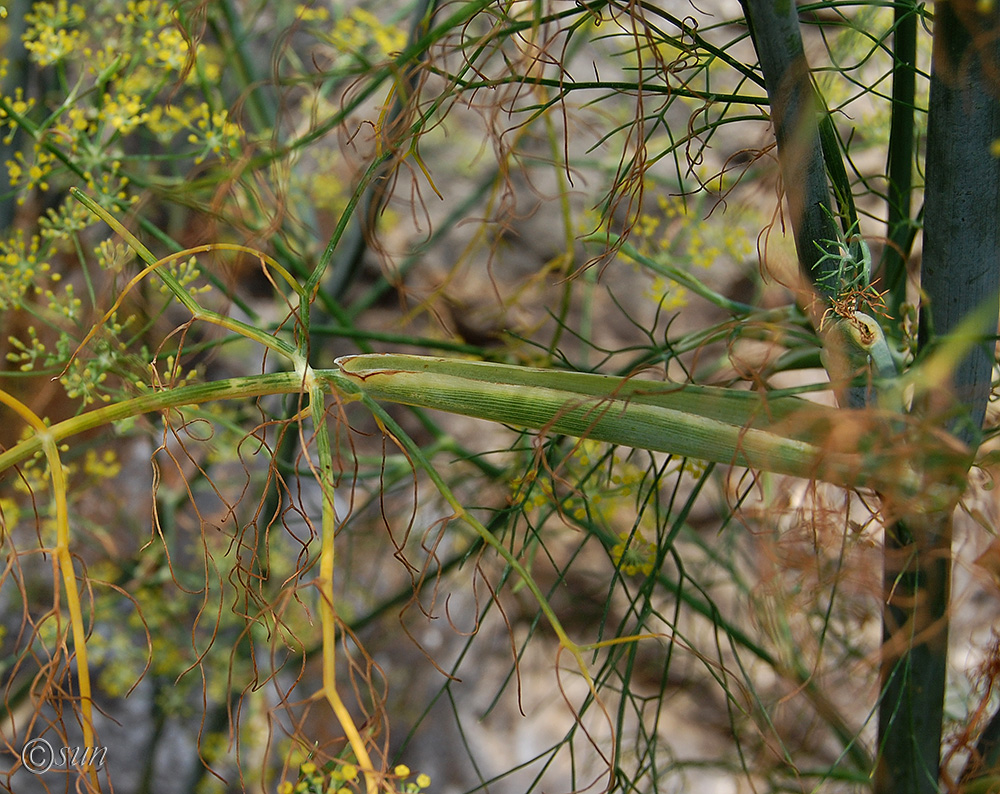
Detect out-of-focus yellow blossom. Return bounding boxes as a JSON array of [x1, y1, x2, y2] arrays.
[[148, 26, 188, 72], [295, 4, 329, 22], [611, 529, 658, 577], [99, 93, 150, 134], [325, 8, 407, 59], [23, 0, 86, 66]]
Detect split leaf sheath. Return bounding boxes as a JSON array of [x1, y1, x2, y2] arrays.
[[334, 353, 918, 491]]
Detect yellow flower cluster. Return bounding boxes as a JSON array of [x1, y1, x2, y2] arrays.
[[321, 7, 407, 61], [294, 4, 329, 23], [395, 765, 432, 793], [3, 427, 119, 525], [142, 100, 241, 163], [277, 760, 431, 794], [0, 87, 36, 139], [45, 280, 82, 322], [512, 440, 708, 579], [0, 0, 252, 413], [94, 239, 135, 272], [60, 352, 110, 404], [148, 26, 189, 72], [117, 0, 191, 71], [100, 92, 150, 134], [23, 0, 86, 66], [153, 255, 211, 296], [513, 440, 642, 519], [633, 195, 756, 310], [0, 231, 52, 311], [6, 146, 55, 199], [5, 433, 60, 502], [610, 529, 659, 577], [185, 103, 240, 162], [83, 448, 121, 478], [1, 0, 238, 214], [0, 495, 19, 539], [6, 326, 48, 371], [139, 353, 200, 391], [8, 309, 131, 409], [674, 456, 707, 479]]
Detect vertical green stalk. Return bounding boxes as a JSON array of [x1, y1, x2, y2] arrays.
[[878, 5, 1000, 793], [917, 8, 1000, 438], [309, 377, 380, 794], [739, 0, 842, 295], [881, 0, 919, 319], [877, 511, 954, 794]]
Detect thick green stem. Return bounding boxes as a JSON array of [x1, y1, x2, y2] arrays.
[[877, 513, 954, 794], [879, 4, 1000, 793], [917, 8, 1000, 441], [740, 0, 842, 294], [882, 0, 919, 319]]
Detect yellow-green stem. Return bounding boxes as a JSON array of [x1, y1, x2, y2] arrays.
[[306, 375, 378, 794], [0, 390, 100, 792]]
